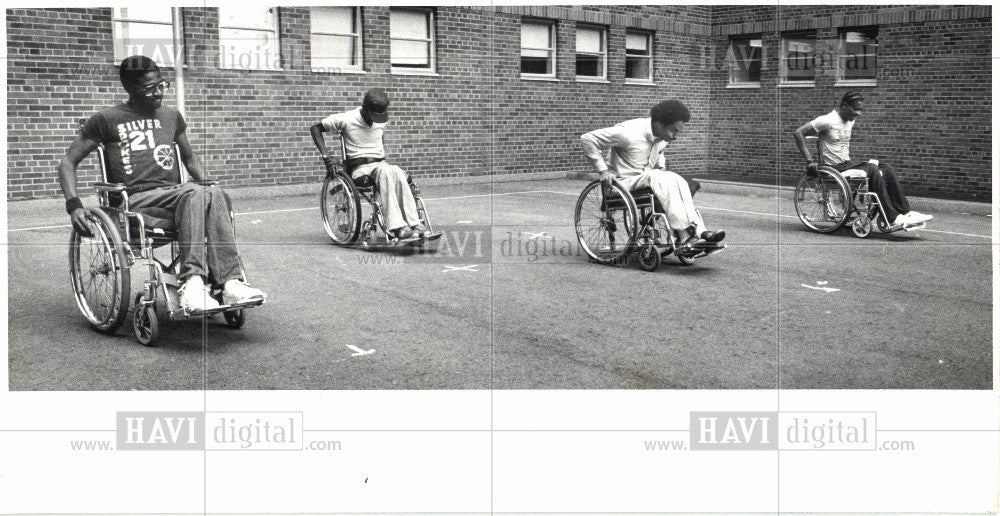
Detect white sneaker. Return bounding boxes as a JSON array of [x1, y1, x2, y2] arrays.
[[178, 276, 221, 313], [892, 213, 912, 227], [906, 211, 933, 224], [223, 279, 266, 305]]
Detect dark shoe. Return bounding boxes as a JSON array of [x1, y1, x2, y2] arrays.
[[678, 234, 704, 249], [700, 230, 726, 243]]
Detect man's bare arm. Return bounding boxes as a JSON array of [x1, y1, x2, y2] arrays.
[[793, 122, 818, 165], [175, 131, 207, 181], [57, 134, 100, 235]]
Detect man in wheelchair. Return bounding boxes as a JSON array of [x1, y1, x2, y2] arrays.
[[793, 91, 932, 228], [580, 100, 725, 249], [58, 55, 266, 313], [310, 87, 436, 242]]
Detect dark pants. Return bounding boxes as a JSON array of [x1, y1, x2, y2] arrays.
[[833, 160, 910, 222], [129, 183, 242, 284]]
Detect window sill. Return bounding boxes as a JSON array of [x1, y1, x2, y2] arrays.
[[726, 82, 761, 89], [219, 67, 284, 72], [835, 79, 877, 88], [778, 81, 815, 88], [624, 79, 656, 86], [391, 68, 439, 77], [311, 68, 366, 75], [575, 77, 610, 83], [520, 75, 559, 82]]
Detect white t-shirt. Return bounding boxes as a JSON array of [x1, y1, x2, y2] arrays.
[[809, 109, 854, 165], [321, 107, 387, 159], [579, 117, 667, 176]]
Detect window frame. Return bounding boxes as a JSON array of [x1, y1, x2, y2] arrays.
[[726, 34, 763, 88], [112, 7, 184, 67], [217, 6, 282, 71], [624, 29, 654, 84], [389, 7, 437, 76], [837, 26, 878, 87], [520, 18, 558, 80], [574, 24, 608, 81], [779, 31, 817, 87], [309, 7, 363, 74]]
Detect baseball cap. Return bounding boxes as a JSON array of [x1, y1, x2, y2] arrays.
[[362, 88, 389, 123]]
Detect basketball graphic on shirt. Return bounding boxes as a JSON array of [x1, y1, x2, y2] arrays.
[[153, 144, 175, 170]]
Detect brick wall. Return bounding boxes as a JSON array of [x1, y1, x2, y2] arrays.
[[6, 6, 991, 201], [708, 5, 992, 201], [6, 6, 711, 200]]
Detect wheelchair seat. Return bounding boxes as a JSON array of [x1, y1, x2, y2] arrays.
[[841, 168, 868, 179], [352, 173, 376, 191]]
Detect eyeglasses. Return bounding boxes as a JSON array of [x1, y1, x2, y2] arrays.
[[141, 80, 170, 96]]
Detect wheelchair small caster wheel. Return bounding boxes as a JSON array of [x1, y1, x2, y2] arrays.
[[676, 248, 699, 266], [873, 212, 889, 233], [132, 295, 159, 346], [638, 243, 661, 272], [851, 216, 872, 238], [223, 309, 245, 329]]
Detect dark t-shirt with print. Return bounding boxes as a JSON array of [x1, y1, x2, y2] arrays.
[[81, 103, 186, 193]]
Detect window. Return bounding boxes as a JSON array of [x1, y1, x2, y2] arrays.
[[625, 30, 653, 82], [520, 20, 556, 77], [839, 27, 878, 83], [780, 32, 816, 84], [310, 7, 362, 72], [575, 25, 606, 79], [390, 8, 435, 73], [218, 7, 280, 71], [112, 7, 183, 67], [727, 36, 762, 85]]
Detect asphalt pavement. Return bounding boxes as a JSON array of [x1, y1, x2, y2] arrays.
[[6, 179, 993, 390]]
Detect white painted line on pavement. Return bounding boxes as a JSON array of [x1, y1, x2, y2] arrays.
[[443, 264, 479, 273], [8, 223, 72, 232], [523, 231, 549, 239], [346, 344, 375, 356], [801, 283, 841, 293]]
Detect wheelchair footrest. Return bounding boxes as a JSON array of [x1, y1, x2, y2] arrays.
[[179, 298, 265, 318]]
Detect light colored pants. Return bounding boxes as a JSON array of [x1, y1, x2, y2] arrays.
[[353, 162, 421, 231], [618, 169, 705, 234]]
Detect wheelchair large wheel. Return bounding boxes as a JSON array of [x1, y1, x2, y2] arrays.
[[321, 173, 362, 244], [69, 207, 131, 334], [574, 180, 638, 265], [794, 169, 851, 233]]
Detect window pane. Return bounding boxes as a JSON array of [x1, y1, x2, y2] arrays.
[[841, 29, 877, 81], [521, 56, 551, 75], [220, 7, 275, 30], [114, 7, 172, 23], [521, 22, 551, 49], [220, 28, 280, 69], [391, 39, 430, 67], [625, 56, 650, 79], [576, 54, 602, 76], [784, 37, 815, 81], [390, 10, 429, 39], [311, 6, 354, 35], [113, 21, 180, 67], [576, 27, 602, 53], [311, 34, 356, 69], [729, 38, 762, 83], [625, 32, 648, 52]]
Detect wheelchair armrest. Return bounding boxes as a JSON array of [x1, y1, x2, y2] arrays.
[[94, 182, 126, 192]]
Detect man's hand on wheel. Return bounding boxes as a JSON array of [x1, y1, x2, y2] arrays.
[[322, 155, 338, 174], [599, 170, 616, 185], [806, 161, 818, 175], [69, 208, 93, 237]]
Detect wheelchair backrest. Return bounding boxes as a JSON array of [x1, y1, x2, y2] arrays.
[[78, 118, 189, 185]]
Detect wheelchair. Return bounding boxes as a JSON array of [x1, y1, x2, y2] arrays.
[[793, 137, 927, 238], [68, 120, 264, 346], [317, 136, 435, 250], [574, 179, 724, 272]]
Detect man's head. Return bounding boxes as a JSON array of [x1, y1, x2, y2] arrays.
[[650, 100, 690, 142], [838, 91, 864, 121], [119, 55, 167, 110], [361, 88, 390, 124]]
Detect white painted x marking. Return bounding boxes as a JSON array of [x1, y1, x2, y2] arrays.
[[443, 264, 479, 273], [522, 231, 549, 239]]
